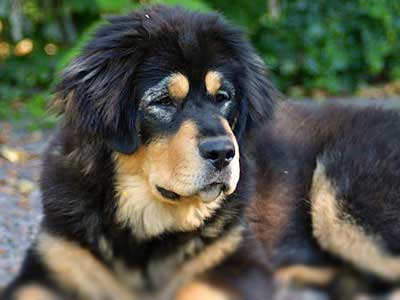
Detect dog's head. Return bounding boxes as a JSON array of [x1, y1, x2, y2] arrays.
[[54, 6, 276, 238]]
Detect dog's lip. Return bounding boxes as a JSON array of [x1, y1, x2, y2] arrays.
[[156, 183, 226, 203], [198, 183, 225, 203], [156, 186, 181, 201]]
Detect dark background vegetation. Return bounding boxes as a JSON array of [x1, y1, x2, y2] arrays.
[[0, 0, 399, 129]]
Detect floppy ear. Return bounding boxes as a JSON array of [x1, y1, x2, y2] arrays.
[[245, 53, 278, 123], [230, 36, 280, 137], [241, 51, 280, 134], [53, 15, 146, 154]]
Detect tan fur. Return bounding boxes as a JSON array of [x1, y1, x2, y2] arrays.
[[14, 284, 59, 300], [311, 161, 400, 281], [168, 225, 243, 297], [180, 225, 243, 278], [98, 235, 113, 260], [168, 73, 190, 100], [388, 290, 400, 300], [114, 120, 235, 239], [37, 232, 133, 300], [144, 120, 204, 197], [205, 71, 222, 95], [220, 118, 240, 195], [113, 260, 144, 291], [275, 265, 338, 286], [176, 281, 233, 300], [34, 228, 242, 300]]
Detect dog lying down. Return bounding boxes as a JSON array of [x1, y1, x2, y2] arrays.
[[3, 5, 400, 300]]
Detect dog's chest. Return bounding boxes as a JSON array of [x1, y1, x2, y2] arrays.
[[106, 224, 243, 298], [108, 235, 206, 296]]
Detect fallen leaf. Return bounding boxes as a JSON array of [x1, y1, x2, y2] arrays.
[[16, 179, 35, 195], [0, 146, 27, 163]]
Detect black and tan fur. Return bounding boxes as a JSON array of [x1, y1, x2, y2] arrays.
[[248, 101, 400, 297], [2, 5, 275, 300], [3, 5, 400, 300]]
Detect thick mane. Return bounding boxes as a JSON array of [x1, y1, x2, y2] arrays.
[[53, 5, 278, 152]]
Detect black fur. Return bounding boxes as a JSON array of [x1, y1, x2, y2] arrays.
[[53, 5, 275, 154], [4, 5, 400, 300], [248, 101, 400, 297], [2, 5, 275, 300]]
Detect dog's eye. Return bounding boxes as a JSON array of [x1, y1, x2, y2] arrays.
[[215, 90, 231, 103], [154, 96, 174, 106]]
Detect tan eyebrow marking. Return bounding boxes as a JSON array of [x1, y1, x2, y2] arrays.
[[205, 71, 222, 96], [168, 73, 190, 100]]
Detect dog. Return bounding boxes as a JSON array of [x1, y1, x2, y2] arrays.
[[3, 4, 400, 300], [248, 100, 400, 297], [2, 5, 276, 300]]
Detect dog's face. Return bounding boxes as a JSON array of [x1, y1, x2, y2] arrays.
[[55, 6, 276, 238], [125, 68, 241, 204]]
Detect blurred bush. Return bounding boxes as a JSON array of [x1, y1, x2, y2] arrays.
[[0, 0, 399, 123], [251, 0, 400, 96], [207, 0, 400, 96]]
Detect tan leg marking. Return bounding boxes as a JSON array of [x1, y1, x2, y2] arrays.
[[168, 73, 189, 100], [311, 161, 400, 281], [275, 265, 338, 286], [14, 284, 59, 300], [164, 226, 243, 298], [205, 71, 222, 96], [37, 232, 133, 300], [176, 281, 233, 300], [180, 225, 243, 277]]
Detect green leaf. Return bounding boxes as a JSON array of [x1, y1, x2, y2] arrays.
[[152, 0, 210, 11], [95, 0, 137, 13]]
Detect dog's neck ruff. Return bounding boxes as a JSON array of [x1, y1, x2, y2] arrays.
[[113, 169, 224, 240]]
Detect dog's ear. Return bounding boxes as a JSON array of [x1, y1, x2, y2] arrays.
[[231, 38, 280, 136], [241, 51, 280, 133], [245, 53, 277, 123], [52, 15, 146, 154]]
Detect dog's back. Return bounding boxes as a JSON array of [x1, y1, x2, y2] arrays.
[[249, 100, 400, 291]]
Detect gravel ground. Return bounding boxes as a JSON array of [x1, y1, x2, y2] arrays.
[[0, 122, 50, 285]]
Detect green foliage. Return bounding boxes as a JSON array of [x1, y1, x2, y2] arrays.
[[1, 0, 399, 127], [155, 0, 210, 11], [95, 0, 138, 13], [0, 0, 100, 125], [55, 0, 210, 75], [206, 0, 400, 95]]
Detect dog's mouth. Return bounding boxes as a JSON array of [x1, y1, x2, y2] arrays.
[[156, 186, 181, 201], [198, 183, 226, 203], [156, 183, 226, 203]]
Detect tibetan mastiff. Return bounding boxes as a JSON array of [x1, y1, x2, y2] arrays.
[[3, 4, 400, 300], [3, 5, 275, 300]]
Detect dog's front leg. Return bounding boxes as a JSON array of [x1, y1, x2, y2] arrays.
[[2, 230, 135, 300]]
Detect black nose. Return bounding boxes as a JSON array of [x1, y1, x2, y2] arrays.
[[199, 137, 235, 170]]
